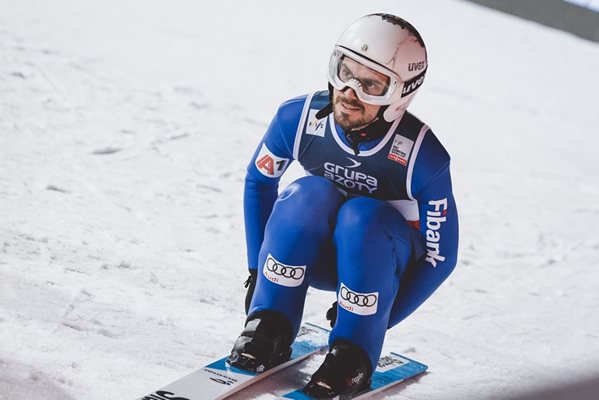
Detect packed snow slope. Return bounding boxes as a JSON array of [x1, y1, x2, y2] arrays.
[[1, 0, 598, 399]]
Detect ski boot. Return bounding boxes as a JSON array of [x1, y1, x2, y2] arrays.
[[227, 310, 293, 373], [303, 340, 372, 398]]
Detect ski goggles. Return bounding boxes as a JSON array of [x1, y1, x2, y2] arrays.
[[327, 46, 426, 105]]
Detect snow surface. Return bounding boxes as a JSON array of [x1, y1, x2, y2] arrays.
[[1, 0, 599, 399]]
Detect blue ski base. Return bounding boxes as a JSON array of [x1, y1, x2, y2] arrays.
[[282, 352, 428, 399], [136, 323, 329, 400]]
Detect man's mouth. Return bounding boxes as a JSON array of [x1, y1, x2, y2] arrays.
[[339, 100, 362, 112]]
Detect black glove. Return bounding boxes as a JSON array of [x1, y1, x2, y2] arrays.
[[325, 301, 338, 328], [244, 270, 257, 314]]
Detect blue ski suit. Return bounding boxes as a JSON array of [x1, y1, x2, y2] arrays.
[[244, 91, 459, 369]]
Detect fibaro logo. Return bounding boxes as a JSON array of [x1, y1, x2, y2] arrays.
[[425, 198, 448, 267]]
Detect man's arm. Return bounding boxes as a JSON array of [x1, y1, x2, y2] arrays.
[[244, 97, 305, 269], [388, 132, 459, 327], [244, 173, 280, 270]]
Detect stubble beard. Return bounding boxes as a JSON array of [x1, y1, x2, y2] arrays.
[[332, 96, 377, 131]]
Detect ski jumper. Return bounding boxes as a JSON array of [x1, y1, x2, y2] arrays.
[[244, 91, 459, 369]]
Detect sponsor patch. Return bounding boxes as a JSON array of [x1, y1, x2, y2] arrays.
[[425, 198, 448, 267], [377, 354, 409, 372], [263, 254, 306, 287], [306, 109, 326, 137], [337, 283, 378, 316], [255, 143, 289, 178], [388, 134, 414, 165]]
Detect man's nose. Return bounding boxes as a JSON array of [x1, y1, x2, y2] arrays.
[[341, 86, 359, 100]]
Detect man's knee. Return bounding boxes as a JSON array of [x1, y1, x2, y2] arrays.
[[270, 176, 344, 232], [279, 176, 342, 203], [335, 197, 395, 239], [334, 197, 414, 269]]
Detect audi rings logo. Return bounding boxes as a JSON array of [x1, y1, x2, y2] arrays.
[[340, 286, 377, 307], [263, 254, 306, 288], [266, 257, 305, 280], [338, 283, 378, 316]]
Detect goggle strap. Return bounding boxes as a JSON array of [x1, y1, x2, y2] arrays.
[[400, 68, 427, 98]]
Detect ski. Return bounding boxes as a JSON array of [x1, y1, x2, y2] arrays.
[[281, 352, 428, 399], [135, 323, 329, 400]]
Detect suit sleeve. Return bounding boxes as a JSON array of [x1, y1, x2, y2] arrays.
[[244, 97, 305, 269], [388, 131, 459, 327]]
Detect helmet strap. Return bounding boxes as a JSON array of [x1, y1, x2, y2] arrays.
[[314, 84, 335, 119], [344, 112, 391, 155]]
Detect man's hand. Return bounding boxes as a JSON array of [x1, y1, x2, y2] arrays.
[[326, 301, 337, 328], [244, 270, 258, 314]]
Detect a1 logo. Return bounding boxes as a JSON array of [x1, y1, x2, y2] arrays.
[[254, 143, 289, 178]]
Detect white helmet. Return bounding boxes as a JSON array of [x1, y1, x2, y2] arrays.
[[327, 13, 428, 122]]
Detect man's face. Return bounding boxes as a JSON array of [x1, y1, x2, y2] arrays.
[[332, 56, 385, 131]]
